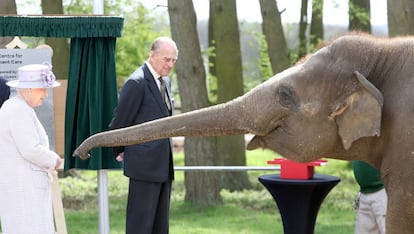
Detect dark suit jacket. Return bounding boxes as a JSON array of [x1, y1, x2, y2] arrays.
[[0, 77, 10, 108], [110, 64, 173, 182]]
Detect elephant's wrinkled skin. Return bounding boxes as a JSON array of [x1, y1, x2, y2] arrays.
[[74, 34, 414, 233]]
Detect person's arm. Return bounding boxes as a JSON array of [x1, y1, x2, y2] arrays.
[[109, 78, 145, 156], [10, 106, 60, 171]]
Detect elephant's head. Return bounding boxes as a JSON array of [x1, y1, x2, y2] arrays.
[[73, 35, 383, 163]]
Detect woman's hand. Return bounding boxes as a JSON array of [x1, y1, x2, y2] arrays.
[[54, 157, 63, 170]]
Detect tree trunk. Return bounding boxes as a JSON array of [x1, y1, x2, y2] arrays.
[[387, 0, 414, 36], [259, 0, 290, 74], [168, 0, 222, 206], [310, 0, 324, 50], [41, 0, 70, 80], [349, 0, 371, 32], [210, 0, 251, 191], [0, 0, 17, 48], [299, 0, 309, 58]]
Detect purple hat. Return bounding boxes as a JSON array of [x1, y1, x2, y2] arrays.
[[7, 63, 60, 89]]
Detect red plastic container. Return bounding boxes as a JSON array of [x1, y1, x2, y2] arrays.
[[267, 158, 327, 179]]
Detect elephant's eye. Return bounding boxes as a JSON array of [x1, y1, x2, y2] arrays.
[[277, 86, 299, 110]]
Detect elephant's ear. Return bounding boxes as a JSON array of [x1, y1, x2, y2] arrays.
[[330, 71, 383, 150]]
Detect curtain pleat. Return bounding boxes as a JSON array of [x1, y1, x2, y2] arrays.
[[0, 15, 123, 38], [64, 37, 121, 170]]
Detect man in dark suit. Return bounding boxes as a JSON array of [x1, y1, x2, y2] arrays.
[[110, 37, 178, 234], [0, 76, 10, 108]]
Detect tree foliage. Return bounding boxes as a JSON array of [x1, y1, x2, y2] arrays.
[[114, 4, 169, 84], [310, 0, 324, 51], [349, 0, 371, 32], [64, 0, 93, 14], [298, 0, 309, 58], [257, 34, 273, 81]]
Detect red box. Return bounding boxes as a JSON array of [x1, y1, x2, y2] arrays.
[[267, 158, 327, 180]]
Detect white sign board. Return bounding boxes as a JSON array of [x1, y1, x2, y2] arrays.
[[0, 48, 56, 150]]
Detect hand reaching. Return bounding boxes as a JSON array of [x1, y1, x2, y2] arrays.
[[116, 152, 124, 162], [55, 157, 63, 171]]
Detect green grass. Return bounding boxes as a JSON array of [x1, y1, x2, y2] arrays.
[[58, 149, 358, 233], [0, 149, 357, 233]]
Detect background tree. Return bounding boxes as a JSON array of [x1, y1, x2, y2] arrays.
[[349, 0, 371, 32], [0, 0, 17, 48], [259, 0, 291, 74], [41, 0, 70, 80], [310, 0, 324, 50], [210, 0, 251, 191], [113, 3, 164, 87], [387, 0, 414, 36], [298, 0, 309, 58], [168, 0, 222, 206]]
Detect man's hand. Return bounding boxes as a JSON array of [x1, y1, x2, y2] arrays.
[[116, 152, 124, 162]]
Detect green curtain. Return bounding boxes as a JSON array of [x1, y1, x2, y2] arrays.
[[0, 15, 123, 170], [64, 37, 121, 170]]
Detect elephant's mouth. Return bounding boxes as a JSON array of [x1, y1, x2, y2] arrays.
[[246, 135, 265, 150], [246, 130, 306, 162], [246, 119, 286, 150]]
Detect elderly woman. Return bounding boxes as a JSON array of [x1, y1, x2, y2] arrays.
[[0, 63, 62, 234]]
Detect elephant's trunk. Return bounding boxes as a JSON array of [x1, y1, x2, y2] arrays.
[[73, 97, 252, 160]]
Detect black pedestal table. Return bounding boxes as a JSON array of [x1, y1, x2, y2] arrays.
[[259, 174, 340, 234]]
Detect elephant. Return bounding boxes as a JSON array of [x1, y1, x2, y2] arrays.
[[73, 33, 414, 233]]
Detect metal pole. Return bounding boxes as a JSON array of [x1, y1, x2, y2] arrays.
[[174, 166, 280, 171], [93, 0, 104, 15], [97, 170, 109, 234], [93, 1, 107, 233]]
